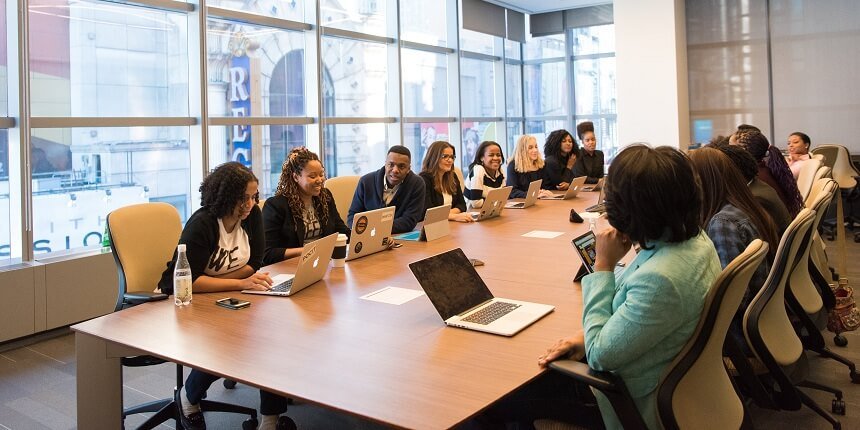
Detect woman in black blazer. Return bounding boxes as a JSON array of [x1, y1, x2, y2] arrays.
[[263, 148, 350, 265], [419, 141, 474, 223]]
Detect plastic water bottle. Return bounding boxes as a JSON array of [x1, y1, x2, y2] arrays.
[[173, 244, 192, 306]]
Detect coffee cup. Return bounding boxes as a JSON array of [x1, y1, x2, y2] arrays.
[[332, 233, 348, 267]]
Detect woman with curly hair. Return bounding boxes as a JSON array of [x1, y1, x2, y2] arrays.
[[420, 140, 474, 222], [263, 147, 350, 265], [543, 129, 579, 190], [157, 162, 292, 430], [734, 129, 804, 216]]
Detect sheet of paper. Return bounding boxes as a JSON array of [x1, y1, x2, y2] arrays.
[[360, 286, 425, 305], [521, 230, 564, 239]]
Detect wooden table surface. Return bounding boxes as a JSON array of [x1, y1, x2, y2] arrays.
[[73, 191, 605, 429]]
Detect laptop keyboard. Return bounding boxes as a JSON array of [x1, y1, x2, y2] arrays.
[[462, 301, 521, 325], [586, 203, 606, 213], [270, 278, 293, 292]]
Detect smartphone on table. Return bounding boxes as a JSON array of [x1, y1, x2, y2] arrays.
[[216, 297, 251, 310]]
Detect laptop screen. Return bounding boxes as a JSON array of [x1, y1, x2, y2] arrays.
[[409, 248, 494, 320]]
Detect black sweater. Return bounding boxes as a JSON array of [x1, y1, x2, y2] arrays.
[[420, 172, 467, 213], [262, 189, 350, 265], [572, 149, 605, 184], [544, 153, 576, 188], [157, 205, 265, 294], [506, 162, 549, 199]]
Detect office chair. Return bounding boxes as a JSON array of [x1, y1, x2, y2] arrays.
[[325, 175, 361, 221], [796, 158, 823, 203], [743, 209, 844, 430], [107, 202, 259, 429], [812, 145, 860, 243], [548, 240, 768, 429]]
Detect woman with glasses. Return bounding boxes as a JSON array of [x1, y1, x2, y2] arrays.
[[543, 129, 580, 190], [506, 134, 555, 199], [262, 147, 350, 265], [464, 140, 506, 209], [157, 162, 292, 430], [420, 140, 474, 223]]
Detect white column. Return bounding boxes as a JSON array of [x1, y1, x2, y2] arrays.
[[614, 0, 689, 150]]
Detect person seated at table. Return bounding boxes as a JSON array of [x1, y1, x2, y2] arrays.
[[157, 162, 291, 430], [786, 131, 812, 179], [348, 145, 426, 234], [543, 129, 579, 190], [480, 145, 720, 430], [420, 141, 474, 223], [464, 140, 505, 209], [506, 134, 555, 199], [710, 141, 792, 235], [572, 121, 605, 184], [263, 147, 350, 265], [690, 147, 778, 346], [734, 129, 804, 217]]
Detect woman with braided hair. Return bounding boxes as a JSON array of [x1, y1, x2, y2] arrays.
[[263, 147, 350, 265], [734, 129, 804, 216]]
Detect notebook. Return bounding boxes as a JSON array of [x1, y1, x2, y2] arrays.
[[505, 179, 542, 209], [242, 233, 338, 296], [346, 206, 396, 261], [585, 182, 606, 213], [394, 204, 451, 242], [468, 186, 512, 222], [571, 230, 627, 281], [409, 248, 555, 336], [540, 176, 587, 200]]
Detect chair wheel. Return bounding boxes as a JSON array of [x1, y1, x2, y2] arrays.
[[832, 398, 846, 415], [223, 379, 237, 389], [851, 371, 860, 384], [278, 416, 298, 430], [242, 418, 259, 430], [835, 334, 848, 347]]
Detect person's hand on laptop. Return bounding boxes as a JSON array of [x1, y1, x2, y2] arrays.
[[449, 212, 475, 223], [239, 272, 273, 291], [556, 182, 570, 191], [538, 189, 555, 199], [593, 227, 632, 273], [538, 330, 585, 368]]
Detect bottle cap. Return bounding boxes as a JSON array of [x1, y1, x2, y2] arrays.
[[177, 244, 186, 252]]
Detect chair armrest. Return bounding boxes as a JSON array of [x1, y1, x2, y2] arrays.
[[124, 292, 169, 306], [548, 359, 621, 393]]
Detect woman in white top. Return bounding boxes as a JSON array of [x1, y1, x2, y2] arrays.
[[464, 141, 506, 208], [786, 131, 812, 179], [420, 140, 474, 222]]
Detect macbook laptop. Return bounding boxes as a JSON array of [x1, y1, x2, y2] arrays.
[[409, 248, 555, 336], [572, 230, 627, 281], [346, 206, 395, 261], [541, 176, 587, 200], [242, 233, 338, 296], [394, 204, 451, 242], [469, 186, 512, 221], [582, 177, 605, 192], [584, 183, 606, 213], [505, 179, 542, 209]]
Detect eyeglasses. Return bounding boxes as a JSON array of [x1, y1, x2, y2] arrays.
[[440, 154, 456, 160]]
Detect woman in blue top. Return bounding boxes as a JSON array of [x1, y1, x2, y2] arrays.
[[537, 145, 721, 429]]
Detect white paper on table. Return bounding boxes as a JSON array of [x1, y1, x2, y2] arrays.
[[521, 230, 565, 239], [360, 286, 426, 305]]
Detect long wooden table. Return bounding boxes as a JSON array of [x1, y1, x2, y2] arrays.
[[73, 192, 604, 429]]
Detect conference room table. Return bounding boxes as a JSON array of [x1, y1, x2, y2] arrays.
[[73, 190, 607, 429]]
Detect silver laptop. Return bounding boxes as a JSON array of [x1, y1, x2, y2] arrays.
[[242, 233, 338, 297], [585, 182, 607, 213], [394, 204, 451, 242], [582, 177, 605, 192], [541, 176, 587, 200], [409, 248, 554, 336], [505, 179, 542, 209], [346, 206, 395, 261], [468, 186, 512, 221]]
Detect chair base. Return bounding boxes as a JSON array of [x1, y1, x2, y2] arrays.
[[797, 390, 841, 430]]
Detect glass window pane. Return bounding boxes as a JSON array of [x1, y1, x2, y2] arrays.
[[525, 119, 566, 143], [460, 121, 500, 170], [573, 57, 616, 116], [575, 117, 617, 162], [524, 62, 567, 117], [505, 39, 521, 61], [505, 63, 523, 118], [208, 0, 307, 21], [208, 125, 308, 200], [322, 37, 388, 117], [460, 58, 495, 117], [321, 0, 388, 37], [525, 34, 565, 60], [322, 123, 388, 177], [0, 129, 10, 264], [31, 127, 190, 257], [460, 28, 495, 55], [403, 122, 451, 171], [571, 24, 615, 56], [506, 121, 522, 156], [401, 0, 446, 46], [28, 0, 189, 117], [207, 20, 307, 118], [0, 0, 7, 117], [401, 49, 448, 117]]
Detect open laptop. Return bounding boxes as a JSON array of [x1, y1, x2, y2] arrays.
[[346, 206, 395, 261], [243, 233, 338, 296], [541, 176, 587, 200], [409, 248, 554, 336], [394, 204, 451, 242], [585, 182, 606, 213], [505, 179, 542, 209], [469, 186, 512, 221], [582, 177, 605, 192], [572, 230, 627, 281]]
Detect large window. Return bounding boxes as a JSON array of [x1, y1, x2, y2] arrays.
[[572, 24, 617, 160], [401, 49, 448, 117]]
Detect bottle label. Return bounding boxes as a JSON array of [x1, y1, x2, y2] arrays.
[[175, 277, 192, 303]]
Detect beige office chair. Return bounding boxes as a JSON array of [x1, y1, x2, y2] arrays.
[[549, 240, 768, 429], [806, 166, 833, 207], [812, 153, 825, 162], [454, 166, 465, 192], [107, 203, 259, 429], [325, 175, 360, 221], [796, 158, 823, 203]]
